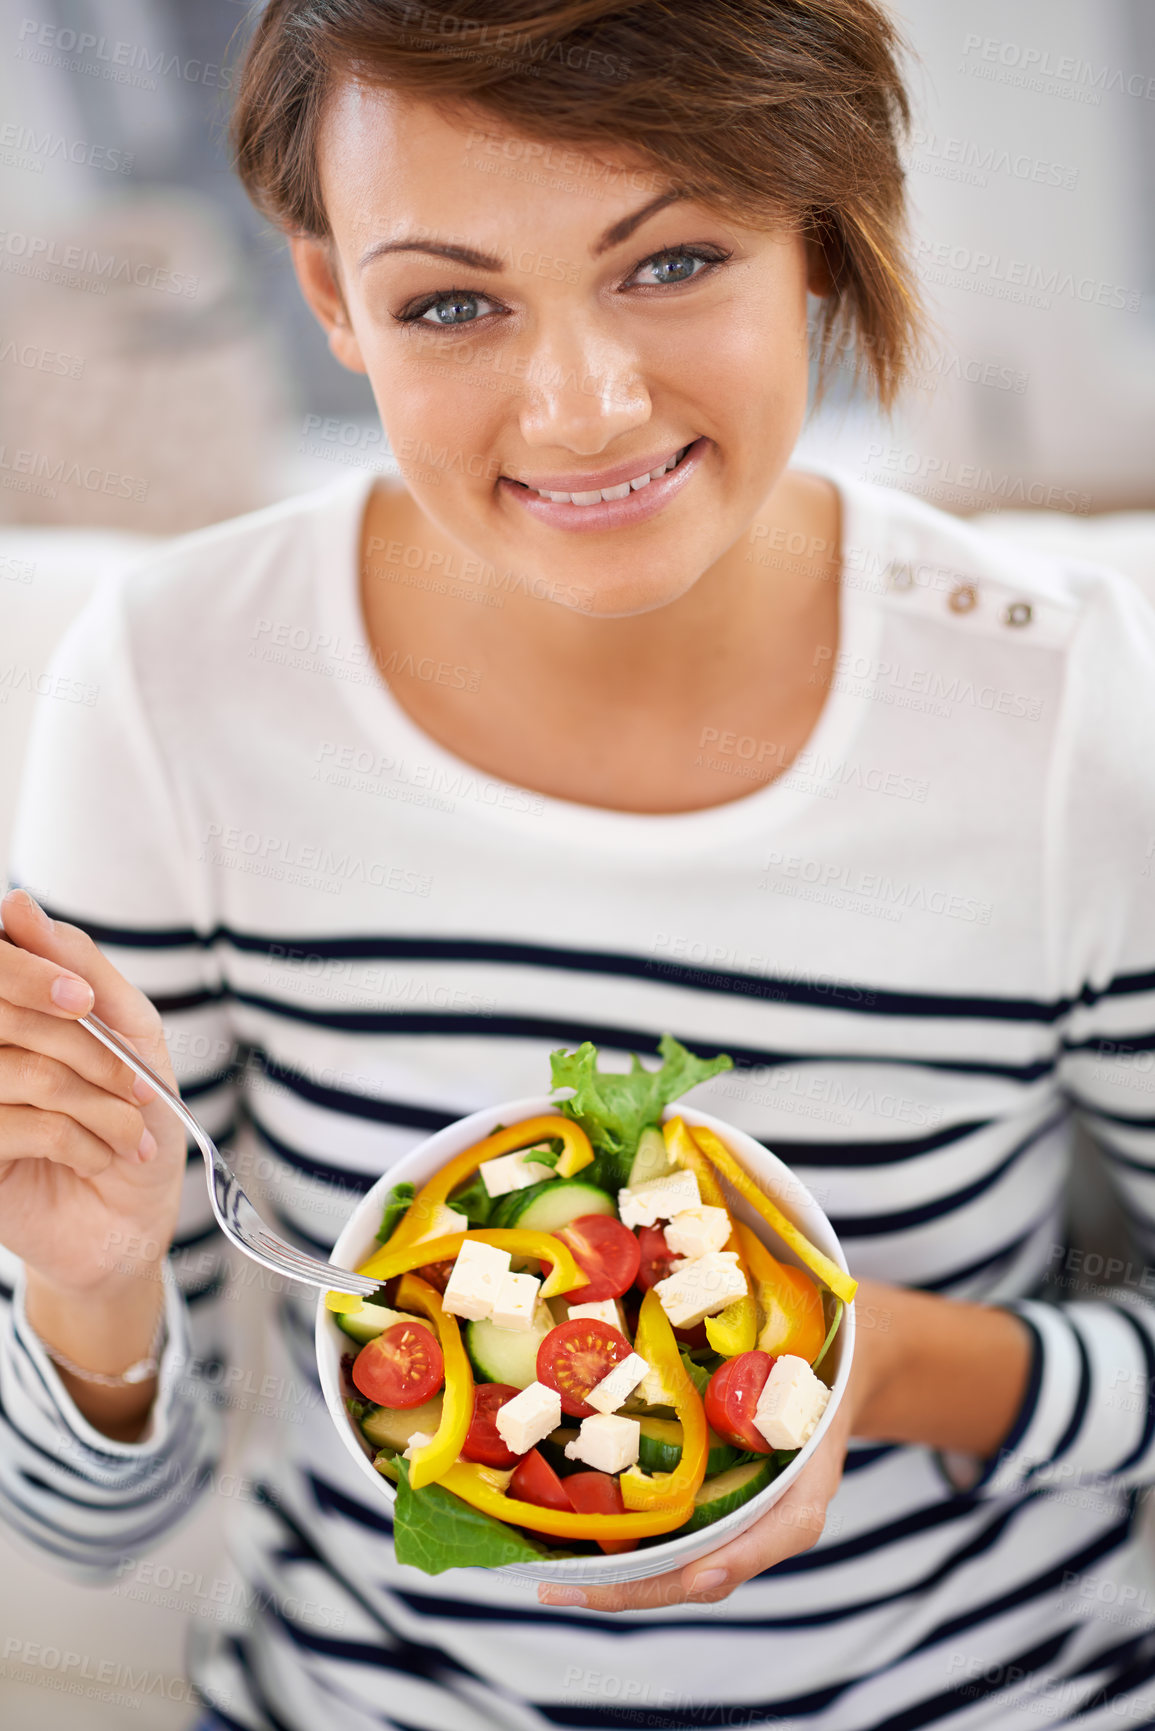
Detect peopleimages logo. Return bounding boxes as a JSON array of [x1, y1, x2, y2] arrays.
[[15, 18, 232, 90]]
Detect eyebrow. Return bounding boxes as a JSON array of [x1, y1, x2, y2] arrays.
[[357, 190, 687, 273]]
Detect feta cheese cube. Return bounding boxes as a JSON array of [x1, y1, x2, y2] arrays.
[[480, 1146, 557, 1198], [566, 1298, 625, 1331], [402, 1430, 436, 1459], [490, 1269, 542, 1331], [653, 1250, 747, 1328], [441, 1239, 511, 1321], [617, 1169, 701, 1229], [665, 1205, 731, 1259], [494, 1380, 562, 1456], [753, 1354, 831, 1451], [585, 1352, 650, 1415], [564, 1413, 641, 1474], [412, 1202, 469, 1243]]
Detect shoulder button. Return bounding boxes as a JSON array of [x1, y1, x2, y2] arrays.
[[1002, 600, 1033, 627], [948, 583, 978, 614]]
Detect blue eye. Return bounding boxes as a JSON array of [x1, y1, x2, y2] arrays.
[[631, 249, 724, 288], [422, 293, 486, 325]]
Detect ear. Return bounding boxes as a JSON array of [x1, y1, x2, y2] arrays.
[[804, 218, 841, 299], [290, 236, 367, 375]]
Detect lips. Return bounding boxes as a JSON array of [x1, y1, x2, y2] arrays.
[[509, 446, 691, 507], [498, 438, 707, 534]]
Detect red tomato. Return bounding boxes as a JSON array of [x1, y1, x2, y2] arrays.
[[564, 1471, 638, 1554], [461, 1383, 522, 1468], [635, 1224, 676, 1290], [351, 1322, 444, 1409], [536, 1319, 632, 1418], [557, 1215, 641, 1302], [704, 1351, 776, 1453], [509, 1448, 573, 1513], [415, 1258, 455, 1294], [673, 1321, 711, 1350]]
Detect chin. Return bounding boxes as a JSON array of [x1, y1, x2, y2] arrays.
[[559, 563, 702, 619]]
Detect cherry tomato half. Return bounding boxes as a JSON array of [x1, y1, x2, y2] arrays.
[[673, 1320, 711, 1350], [564, 1471, 638, 1554], [557, 1214, 641, 1302], [635, 1224, 677, 1291], [509, 1447, 573, 1513], [351, 1322, 444, 1409], [536, 1319, 632, 1418], [415, 1258, 455, 1294], [704, 1350, 776, 1454], [461, 1382, 522, 1468]]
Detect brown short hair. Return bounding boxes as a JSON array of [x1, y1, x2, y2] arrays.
[[232, 0, 923, 406]]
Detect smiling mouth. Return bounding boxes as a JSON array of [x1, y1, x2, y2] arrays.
[[506, 444, 694, 507]]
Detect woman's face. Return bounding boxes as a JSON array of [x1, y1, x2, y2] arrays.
[[297, 85, 818, 619]]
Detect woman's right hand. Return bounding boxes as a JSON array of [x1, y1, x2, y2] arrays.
[[0, 888, 188, 1301]]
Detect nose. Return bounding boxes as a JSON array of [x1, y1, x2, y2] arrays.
[[517, 315, 651, 455]]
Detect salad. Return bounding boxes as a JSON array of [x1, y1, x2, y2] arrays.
[[325, 1036, 857, 1573]]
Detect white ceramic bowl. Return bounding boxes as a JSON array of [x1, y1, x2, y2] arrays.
[[317, 1095, 855, 1584]]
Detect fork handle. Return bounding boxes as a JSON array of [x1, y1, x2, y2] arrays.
[[78, 1012, 208, 1157]]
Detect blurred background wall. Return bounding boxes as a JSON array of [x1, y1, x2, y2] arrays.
[[0, 2, 1153, 1726], [0, 0, 1152, 537]]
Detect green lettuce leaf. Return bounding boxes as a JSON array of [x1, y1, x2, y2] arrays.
[[550, 1034, 733, 1191], [446, 1170, 494, 1227], [376, 1180, 415, 1244], [678, 1348, 712, 1399], [391, 1457, 556, 1573]]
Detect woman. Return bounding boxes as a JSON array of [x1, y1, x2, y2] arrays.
[[2, 1, 1155, 1726]]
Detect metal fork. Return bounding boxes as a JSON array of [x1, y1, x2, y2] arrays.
[[79, 1012, 380, 1298]]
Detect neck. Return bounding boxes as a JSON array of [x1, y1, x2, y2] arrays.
[[361, 468, 842, 723]]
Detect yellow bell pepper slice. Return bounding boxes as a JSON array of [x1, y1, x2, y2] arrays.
[[387, 1115, 593, 1251], [619, 1289, 709, 1512], [325, 1227, 587, 1313], [704, 1294, 759, 1358], [662, 1118, 758, 1356], [439, 1460, 694, 1540], [687, 1123, 858, 1305], [734, 1222, 827, 1363], [393, 1274, 473, 1490]]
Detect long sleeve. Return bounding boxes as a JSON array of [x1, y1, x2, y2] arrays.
[[0, 566, 235, 1576], [962, 562, 1155, 1498]]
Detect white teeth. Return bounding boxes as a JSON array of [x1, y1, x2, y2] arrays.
[[527, 446, 688, 504]]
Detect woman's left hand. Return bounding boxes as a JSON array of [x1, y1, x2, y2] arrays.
[[538, 1279, 899, 1613]]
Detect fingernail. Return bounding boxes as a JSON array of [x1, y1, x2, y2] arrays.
[[539, 1587, 587, 1607], [50, 974, 93, 1013], [137, 1128, 158, 1162], [688, 1568, 727, 1597], [132, 1075, 156, 1104]]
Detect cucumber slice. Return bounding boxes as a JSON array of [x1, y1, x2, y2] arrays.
[[627, 1126, 673, 1187], [637, 1416, 739, 1478], [465, 1304, 554, 1389], [676, 1456, 779, 1534], [539, 1425, 581, 1476], [507, 1179, 616, 1234], [335, 1302, 434, 1347], [359, 1393, 443, 1453], [373, 1451, 400, 1483]]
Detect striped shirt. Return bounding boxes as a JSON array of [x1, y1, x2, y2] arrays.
[[4, 468, 1155, 1730]]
